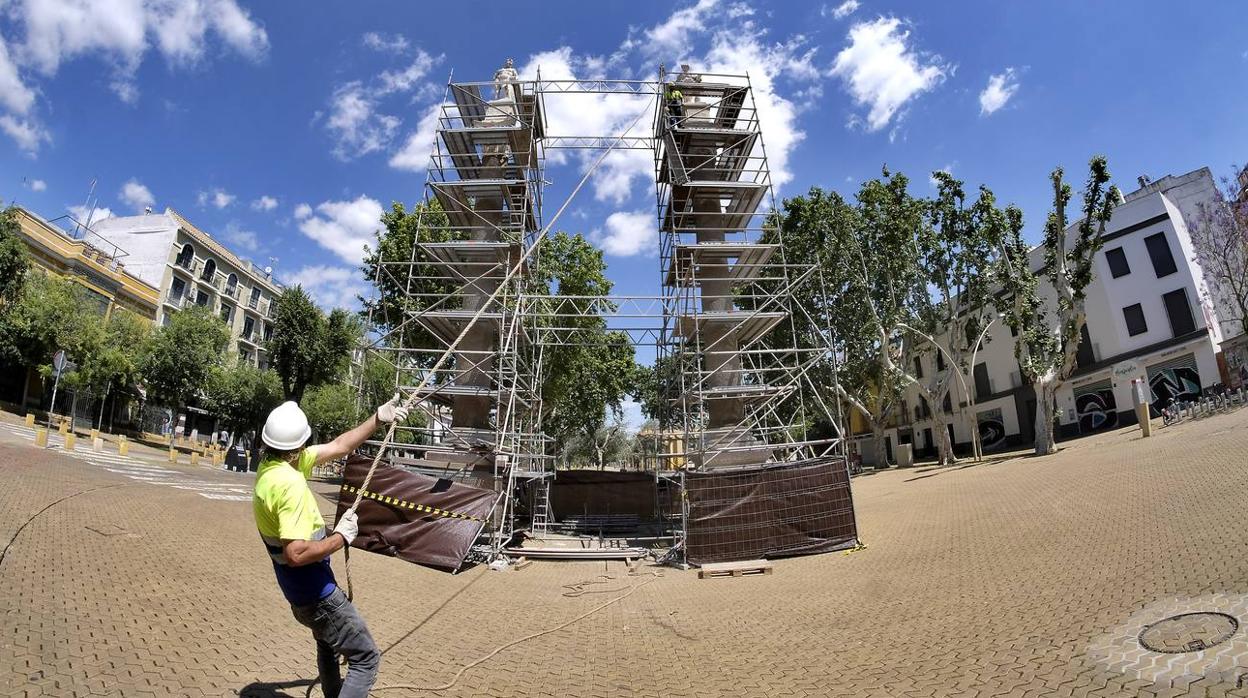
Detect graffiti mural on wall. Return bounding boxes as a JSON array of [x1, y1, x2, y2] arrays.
[[1146, 353, 1202, 410], [976, 408, 1006, 450], [1074, 380, 1118, 434]]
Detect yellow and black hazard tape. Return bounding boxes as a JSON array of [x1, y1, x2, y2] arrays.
[[341, 484, 485, 523]]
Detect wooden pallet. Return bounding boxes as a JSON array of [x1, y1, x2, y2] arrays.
[[698, 559, 773, 579]]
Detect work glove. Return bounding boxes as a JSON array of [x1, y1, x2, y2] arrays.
[[376, 392, 410, 424], [334, 509, 359, 545]]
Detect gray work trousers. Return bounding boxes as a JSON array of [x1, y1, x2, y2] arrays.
[[290, 587, 380, 698]]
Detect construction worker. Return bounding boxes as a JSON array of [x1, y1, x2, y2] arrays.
[[666, 83, 684, 129], [253, 396, 409, 698]]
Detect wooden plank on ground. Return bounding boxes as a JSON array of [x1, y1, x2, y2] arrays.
[[698, 559, 773, 579]]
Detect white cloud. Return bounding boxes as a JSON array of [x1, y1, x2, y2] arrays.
[[377, 49, 438, 94], [28, 179, 46, 191], [593, 210, 655, 256], [293, 203, 313, 220], [0, 37, 35, 116], [362, 32, 409, 55], [68, 204, 113, 225], [251, 195, 278, 211], [388, 102, 443, 172], [826, 0, 860, 19], [296, 195, 384, 264], [831, 17, 947, 132], [0, 115, 49, 153], [0, 0, 266, 153], [197, 188, 235, 209], [284, 265, 368, 310], [119, 178, 155, 211], [645, 0, 720, 59], [325, 81, 401, 160], [223, 221, 260, 252], [979, 68, 1019, 116]]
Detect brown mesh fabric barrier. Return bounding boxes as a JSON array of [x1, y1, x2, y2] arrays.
[[549, 470, 660, 521], [684, 457, 858, 565], [334, 456, 500, 573]]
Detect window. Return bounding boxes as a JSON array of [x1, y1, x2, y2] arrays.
[[170, 277, 186, 301], [918, 396, 930, 419], [195, 290, 209, 307], [1123, 303, 1148, 336], [1162, 288, 1196, 337], [175, 243, 194, 268], [913, 356, 923, 378], [942, 392, 952, 414], [201, 258, 216, 282], [249, 287, 261, 309], [1105, 247, 1130, 278], [1144, 232, 1178, 278], [220, 304, 234, 325], [226, 273, 238, 297], [936, 351, 946, 371], [973, 363, 992, 400], [239, 348, 251, 363], [1075, 324, 1096, 367], [263, 323, 273, 342], [242, 316, 255, 340]]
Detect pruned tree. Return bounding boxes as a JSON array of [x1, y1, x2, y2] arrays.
[[205, 361, 283, 446], [995, 156, 1119, 455], [269, 286, 359, 401], [1188, 166, 1248, 337]]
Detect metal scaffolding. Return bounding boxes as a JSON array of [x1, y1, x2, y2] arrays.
[[362, 63, 854, 565]]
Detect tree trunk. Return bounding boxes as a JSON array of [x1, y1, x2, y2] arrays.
[[931, 411, 955, 465], [1033, 379, 1058, 455], [870, 422, 891, 467]]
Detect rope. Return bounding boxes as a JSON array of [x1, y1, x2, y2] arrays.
[[342, 103, 653, 601], [369, 571, 662, 694], [0, 483, 130, 568]]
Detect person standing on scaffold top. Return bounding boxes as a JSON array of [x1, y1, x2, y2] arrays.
[[666, 82, 684, 130], [253, 395, 409, 698]]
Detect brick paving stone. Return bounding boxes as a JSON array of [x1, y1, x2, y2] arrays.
[[6, 410, 1248, 695]]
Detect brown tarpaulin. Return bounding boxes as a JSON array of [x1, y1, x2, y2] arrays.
[[549, 470, 662, 521], [684, 457, 858, 565], [334, 456, 500, 573]]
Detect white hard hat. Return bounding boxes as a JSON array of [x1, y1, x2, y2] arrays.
[[262, 401, 311, 450]]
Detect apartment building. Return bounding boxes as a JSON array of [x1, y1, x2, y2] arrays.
[[1, 208, 162, 408], [852, 166, 1232, 463], [91, 209, 281, 369]]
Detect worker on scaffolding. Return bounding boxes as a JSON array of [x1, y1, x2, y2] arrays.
[[253, 397, 408, 698], [665, 82, 685, 130]]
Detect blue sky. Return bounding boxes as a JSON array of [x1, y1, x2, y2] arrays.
[[2, 0, 1247, 316]]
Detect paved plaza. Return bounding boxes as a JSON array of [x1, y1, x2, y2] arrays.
[[4, 409, 1248, 697]]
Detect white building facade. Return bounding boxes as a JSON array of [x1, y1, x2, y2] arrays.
[[854, 167, 1232, 462], [91, 208, 282, 369]]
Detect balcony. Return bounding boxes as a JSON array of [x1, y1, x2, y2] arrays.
[[164, 291, 190, 309], [174, 256, 199, 275], [246, 295, 259, 311]]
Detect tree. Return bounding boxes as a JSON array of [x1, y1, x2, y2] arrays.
[[140, 306, 230, 413], [205, 362, 283, 445], [0, 272, 102, 373], [71, 310, 152, 428], [360, 200, 461, 366], [0, 207, 29, 311], [301, 382, 361, 442], [269, 286, 359, 401], [995, 156, 1119, 455], [1188, 166, 1248, 337], [531, 232, 638, 457]]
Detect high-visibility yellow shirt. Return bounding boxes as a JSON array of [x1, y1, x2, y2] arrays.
[[253, 449, 337, 605]]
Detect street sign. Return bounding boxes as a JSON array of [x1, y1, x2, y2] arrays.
[[53, 349, 67, 375]]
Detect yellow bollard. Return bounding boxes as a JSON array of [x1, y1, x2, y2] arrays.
[[118, 437, 129, 456], [90, 429, 100, 442], [24, 413, 35, 427], [190, 452, 199, 467], [93, 437, 104, 452], [35, 428, 48, 448], [168, 448, 178, 463], [58, 420, 68, 435], [64, 433, 76, 451]]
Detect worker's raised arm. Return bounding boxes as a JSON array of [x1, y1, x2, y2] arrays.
[[310, 394, 409, 466]]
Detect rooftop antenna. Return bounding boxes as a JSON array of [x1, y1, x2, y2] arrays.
[[78, 178, 99, 238]]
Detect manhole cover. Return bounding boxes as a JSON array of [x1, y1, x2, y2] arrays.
[[1138, 612, 1239, 654]]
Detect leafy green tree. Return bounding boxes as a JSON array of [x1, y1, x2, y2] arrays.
[[632, 354, 685, 427], [995, 156, 1119, 455], [0, 207, 29, 311], [302, 382, 361, 442], [360, 200, 461, 366], [531, 232, 638, 455], [0, 272, 102, 373], [71, 310, 152, 428], [269, 286, 360, 400], [140, 307, 230, 413], [205, 362, 283, 444]]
